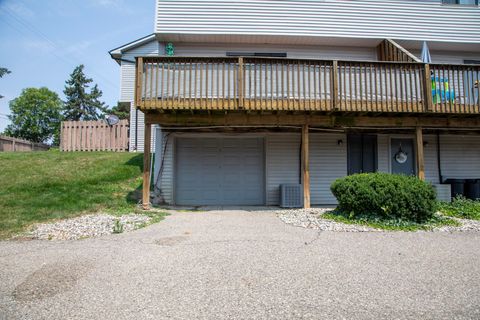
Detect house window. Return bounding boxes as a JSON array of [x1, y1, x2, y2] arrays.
[[442, 0, 478, 5]]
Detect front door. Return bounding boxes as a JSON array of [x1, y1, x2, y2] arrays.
[[347, 134, 377, 175], [391, 138, 415, 176]]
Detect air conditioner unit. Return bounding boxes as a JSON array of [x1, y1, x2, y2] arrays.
[[280, 184, 303, 208], [433, 184, 451, 202]]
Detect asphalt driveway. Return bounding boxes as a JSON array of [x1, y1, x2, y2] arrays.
[[1, 209, 480, 320]]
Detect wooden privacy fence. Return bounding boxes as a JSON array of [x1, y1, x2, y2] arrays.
[[0, 135, 50, 152], [60, 120, 129, 152]]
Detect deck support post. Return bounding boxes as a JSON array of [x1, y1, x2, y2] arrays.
[[238, 57, 244, 109], [415, 126, 425, 180], [331, 60, 338, 110], [135, 57, 144, 108], [301, 124, 311, 208], [423, 64, 433, 111], [142, 119, 152, 210]]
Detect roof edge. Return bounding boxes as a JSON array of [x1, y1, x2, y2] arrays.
[[109, 34, 157, 58]]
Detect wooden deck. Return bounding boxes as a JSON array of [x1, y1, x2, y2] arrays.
[[135, 56, 480, 115]]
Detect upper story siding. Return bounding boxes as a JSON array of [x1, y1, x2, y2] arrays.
[[155, 0, 480, 44]]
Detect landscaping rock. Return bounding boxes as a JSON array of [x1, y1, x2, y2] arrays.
[[277, 208, 480, 233], [432, 217, 480, 233], [277, 208, 380, 232], [28, 214, 151, 240]]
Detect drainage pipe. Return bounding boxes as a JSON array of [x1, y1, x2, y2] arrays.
[[437, 131, 443, 184]]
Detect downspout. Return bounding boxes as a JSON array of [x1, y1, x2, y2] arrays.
[[299, 132, 302, 184], [437, 131, 443, 184], [135, 109, 138, 151], [149, 127, 155, 191]]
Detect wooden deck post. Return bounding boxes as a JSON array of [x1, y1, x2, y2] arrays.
[[423, 64, 433, 112], [331, 60, 338, 111], [135, 57, 144, 108], [142, 119, 152, 210], [238, 57, 244, 109], [415, 126, 425, 180], [302, 125, 311, 208]]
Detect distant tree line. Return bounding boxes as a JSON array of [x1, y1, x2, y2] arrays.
[[1, 65, 129, 145]]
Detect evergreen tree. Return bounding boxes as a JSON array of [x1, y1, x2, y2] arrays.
[[63, 65, 107, 120], [107, 102, 130, 120]]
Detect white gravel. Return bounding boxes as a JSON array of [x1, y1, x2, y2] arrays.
[[277, 208, 380, 232], [277, 208, 480, 232], [27, 214, 152, 240], [432, 217, 480, 232]]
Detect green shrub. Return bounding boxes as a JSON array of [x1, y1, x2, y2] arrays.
[[330, 173, 437, 222], [438, 196, 480, 220], [112, 219, 124, 234]]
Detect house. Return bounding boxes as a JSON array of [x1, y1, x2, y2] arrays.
[[110, 0, 480, 209]]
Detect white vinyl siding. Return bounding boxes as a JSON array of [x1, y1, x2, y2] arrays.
[[410, 50, 480, 64], [424, 135, 440, 184], [120, 40, 163, 152], [310, 133, 347, 205], [173, 43, 377, 61], [154, 132, 480, 206], [439, 135, 480, 179], [154, 131, 174, 204], [377, 134, 390, 173], [265, 134, 301, 205], [155, 0, 480, 44]]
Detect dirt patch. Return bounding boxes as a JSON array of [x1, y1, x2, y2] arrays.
[[13, 261, 93, 302], [154, 236, 188, 246]]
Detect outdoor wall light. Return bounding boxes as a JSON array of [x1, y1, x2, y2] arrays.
[[337, 139, 343, 146], [423, 141, 429, 147]]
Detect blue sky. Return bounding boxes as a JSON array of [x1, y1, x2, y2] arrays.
[[0, 0, 155, 131]]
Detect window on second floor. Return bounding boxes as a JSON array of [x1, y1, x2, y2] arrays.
[[442, 0, 479, 5]]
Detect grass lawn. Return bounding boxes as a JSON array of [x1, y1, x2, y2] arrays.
[[322, 210, 460, 231], [438, 197, 480, 220], [0, 150, 162, 239]]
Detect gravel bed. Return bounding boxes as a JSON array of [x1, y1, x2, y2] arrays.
[[27, 214, 151, 240], [277, 208, 480, 232], [277, 208, 380, 232], [432, 217, 480, 232]]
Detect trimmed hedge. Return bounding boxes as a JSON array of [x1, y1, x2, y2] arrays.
[[331, 173, 437, 222]]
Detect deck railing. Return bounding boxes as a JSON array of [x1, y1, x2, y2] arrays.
[[136, 57, 480, 114]]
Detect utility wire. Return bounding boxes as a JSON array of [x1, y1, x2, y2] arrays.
[[1, 6, 118, 90]]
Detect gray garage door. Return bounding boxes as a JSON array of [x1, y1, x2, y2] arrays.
[[175, 137, 265, 205]]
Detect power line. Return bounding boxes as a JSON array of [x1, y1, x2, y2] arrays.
[[1, 6, 118, 90]]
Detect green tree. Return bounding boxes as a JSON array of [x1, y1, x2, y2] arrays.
[[107, 102, 130, 120], [4, 87, 63, 144], [63, 65, 107, 120], [0, 67, 11, 99]]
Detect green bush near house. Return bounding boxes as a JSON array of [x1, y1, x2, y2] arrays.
[[331, 173, 437, 222], [438, 196, 480, 220]]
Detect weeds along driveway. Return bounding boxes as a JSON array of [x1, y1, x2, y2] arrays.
[[1, 209, 480, 320]]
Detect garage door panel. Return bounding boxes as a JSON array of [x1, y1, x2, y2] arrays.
[[176, 137, 265, 205]]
